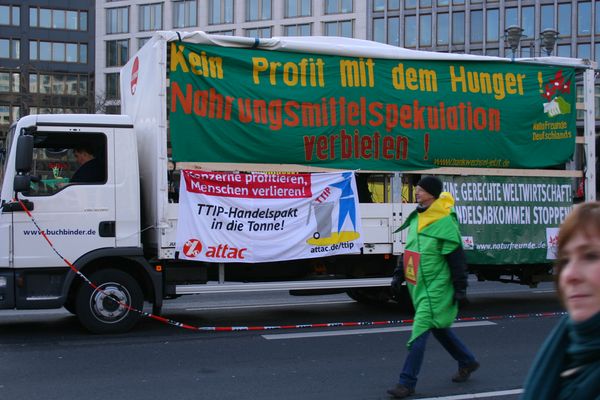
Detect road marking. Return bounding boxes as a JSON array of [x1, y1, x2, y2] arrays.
[[185, 300, 355, 311], [262, 320, 495, 340], [416, 388, 523, 399]]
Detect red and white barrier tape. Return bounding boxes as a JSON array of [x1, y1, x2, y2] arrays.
[[16, 198, 567, 333]]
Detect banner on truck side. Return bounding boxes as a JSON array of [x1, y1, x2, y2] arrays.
[[175, 170, 363, 263], [441, 176, 573, 264], [169, 42, 576, 170]]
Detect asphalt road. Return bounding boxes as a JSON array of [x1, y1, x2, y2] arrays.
[[0, 280, 562, 400]]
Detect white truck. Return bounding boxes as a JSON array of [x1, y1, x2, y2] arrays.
[[0, 32, 596, 333]]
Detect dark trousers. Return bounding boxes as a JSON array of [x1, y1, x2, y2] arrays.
[[398, 328, 476, 389]]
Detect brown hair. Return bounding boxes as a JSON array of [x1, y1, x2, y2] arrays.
[[555, 202, 600, 291]]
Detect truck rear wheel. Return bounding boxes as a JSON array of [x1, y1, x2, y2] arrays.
[[75, 269, 143, 334]]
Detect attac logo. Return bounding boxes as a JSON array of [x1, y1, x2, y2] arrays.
[[131, 57, 139, 95], [183, 239, 247, 260], [183, 238, 202, 258]]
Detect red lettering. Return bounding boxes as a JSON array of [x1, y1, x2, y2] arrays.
[[303, 135, 316, 160]]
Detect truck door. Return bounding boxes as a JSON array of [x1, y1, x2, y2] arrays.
[[11, 128, 116, 269]]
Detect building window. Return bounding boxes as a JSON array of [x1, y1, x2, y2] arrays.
[[437, 13, 449, 45], [437, 0, 448, 6], [578, 43, 591, 59], [325, 0, 352, 15], [245, 27, 272, 38], [388, 0, 399, 9], [323, 20, 352, 37], [247, 0, 271, 21], [419, 14, 431, 47], [404, 15, 416, 47], [486, 9, 498, 42], [286, 0, 311, 17], [558, 3, 571, 37], [522, 6, 534, 39], [596, 3, 600, 35], [541, 5, 554, 32], [452, 12, 464, 45], [387, 17, 399, 46], [0, 72, 19, 93], [173, 0, 197, 28], [373, 18, 384, 43], [30, 41, 86, 63], [470, 10, 483, 44], [106, 73, 120, 100], [405, 0, 416, 9], [0, 38, 19, 59], [0, 5, 20, 26], [505, 7, 517, 30], [106, 39, 129, 67], [373, 0, 384, 12], [106, 7, 128, 34], [29, 73, 87, 95], [210, 0, 234, 24], [578, 2, 592, 36], [206, 29, 235, 35], [139, 3, 162, 31], [557, 44, 571, 57], [420, 0, 431, 8], [283, 23, 311, 36], [138, 37, 151, 49], [29, 7, 87, 31]]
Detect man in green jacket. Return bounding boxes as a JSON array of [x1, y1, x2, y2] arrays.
[[387, 176, 480, 399]]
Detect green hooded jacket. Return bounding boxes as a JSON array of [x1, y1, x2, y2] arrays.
[[396, 192, 462, 347]]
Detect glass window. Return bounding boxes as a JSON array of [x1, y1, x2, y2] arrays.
[[324, 20, 353, 37], [0, 38, 19, 59], [487, 9, 499, 42], [522, 6, 534, 39], [388, 17, 399, 46], [80, 11, 88, 31], [557, 44, 571, 57], [558, 3, 571, 37], [79, 43, 87, 63], [139, 3, 162, 31], [210, 0, 234, 24], [39, 74, 51, 94], [437, 13, 448, 45], [325, 0, 352, 14], [373, 18, 384, 43], [247, 0, 271, 21], [29, 41, 37, 60], [284, 23, 311, 36], [107, 7, 129, 34], [420, 0, 431, 8], [79, 76, 88, 95], [29, 73, 38, 93], [373, 0, 385, 12], [106, 39, 129, 67], [404, 0, 416, 9], [453, 0, 464, 5], [106, 73, 120, 99], [173, 0, 197, 27], [452, 12, 464, 45], [40, 8, 51, 28], [138, 37, 151, 49], [388, 0, 400, 9], [286, 0, 311, 17], [404, 15, 416, 47], [0, 106, 9, 125], [66, 43, 78, 62], [486, 48, 499, 56], [437, 0, 448, 6], [66, 11, 77, 30], [596, 3, 600, 35], [52, 9, 65, 29], [52, 74, 66, 95], [596, 43, 600, 64], [419, 14, 431, 47], [65, 75, 77, 95], [470, 10, 483, 43], [541, 5, 554, 32], [0, 72, 9, 92], [505, 8, 517, 29], [29, 8, 37, 27], [578, 43, 591, 59], [52, 42, 65, 62], [0, 5, 19, 26], [578, 2, 592, 35], [245, 27, 272, 38]]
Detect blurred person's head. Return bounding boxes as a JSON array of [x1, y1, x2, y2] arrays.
[[556, 202, 600, 322], [73, 146, 95, 165], [416, 176, 443, 207]]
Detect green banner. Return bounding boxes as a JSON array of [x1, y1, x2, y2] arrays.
[[442, 176, 573, 264], [169, 42, 576, 170]]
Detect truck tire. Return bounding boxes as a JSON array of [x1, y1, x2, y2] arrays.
[[346, 287, 391, 305], [75, 269, 143, 334]]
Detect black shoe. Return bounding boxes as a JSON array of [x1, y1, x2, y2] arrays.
[[386, 384, 415, 398], [452, 361, 480, 382]]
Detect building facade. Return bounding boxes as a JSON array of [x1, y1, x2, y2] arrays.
[[0, 0, 96, 143]]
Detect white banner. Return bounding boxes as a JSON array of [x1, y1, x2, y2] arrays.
[[175, 170, 363, 263]]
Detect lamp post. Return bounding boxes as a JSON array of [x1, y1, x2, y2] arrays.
[[504, 25, 525, 61], [540, 28, 559, 56]]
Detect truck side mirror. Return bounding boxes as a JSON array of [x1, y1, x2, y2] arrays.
[[13, 175, 31, 193], [15, 135, 33, 173]]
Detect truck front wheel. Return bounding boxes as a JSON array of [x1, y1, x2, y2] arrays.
[[75, 269, 143, 334]]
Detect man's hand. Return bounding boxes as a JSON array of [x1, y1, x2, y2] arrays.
[[453, 290, 470, 308]]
